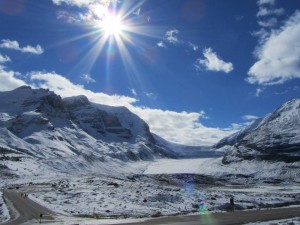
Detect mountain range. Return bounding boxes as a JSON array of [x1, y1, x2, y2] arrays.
[[0, 86, 299, 178]]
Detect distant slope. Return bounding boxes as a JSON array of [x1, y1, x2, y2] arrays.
[[218, 99, 300, 164]]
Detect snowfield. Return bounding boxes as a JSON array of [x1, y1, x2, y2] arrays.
[[145, 158, 300, 183]]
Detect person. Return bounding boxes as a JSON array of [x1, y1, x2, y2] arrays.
[[230, 196, 234, 211]]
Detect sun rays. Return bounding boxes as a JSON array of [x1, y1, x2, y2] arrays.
[[51, 0, 161, 88]]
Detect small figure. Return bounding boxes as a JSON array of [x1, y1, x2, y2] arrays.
[[230, 196, 234, 211]]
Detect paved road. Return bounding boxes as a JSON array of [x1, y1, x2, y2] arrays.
[[122, 207, 300, 225], [2, 190, 55, 225]]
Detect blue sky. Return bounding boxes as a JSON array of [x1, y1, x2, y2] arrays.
[[0, 0, 299, 146]]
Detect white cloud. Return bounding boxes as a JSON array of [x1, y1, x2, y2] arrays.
[[80, 74, 95, 84], [242, 115, 259, 120], [0, 67, 26, 91], [196, 48, 234, 73], [0, 39, 44, 55], [29, 71, 137, 107], [0, 54, 11, 63], [130, 107, 237, 146], [247, 11, 300, 85]]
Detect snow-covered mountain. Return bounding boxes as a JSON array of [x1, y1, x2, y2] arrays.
[[218, 99, 300, 164], [0, 86, 176, 169]]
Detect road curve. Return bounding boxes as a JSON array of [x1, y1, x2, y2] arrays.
[[1, 190, 56, 225], [121, 207, 300, 225]]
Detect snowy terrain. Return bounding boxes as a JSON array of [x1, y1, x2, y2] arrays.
[[0, 191, 10, 223], [6, 172, 300, 219], [1, 88, 300, 222]]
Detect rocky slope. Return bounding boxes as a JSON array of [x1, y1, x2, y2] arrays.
[[219, 99, 300, 164], [0, 86, 176, 172]]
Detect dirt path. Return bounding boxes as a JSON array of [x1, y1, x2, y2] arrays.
[[1, 190, 56, 225], [121, 207, 300, 225]]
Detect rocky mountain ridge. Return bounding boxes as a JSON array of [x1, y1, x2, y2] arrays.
[[0, 86, 176, 167], [217, 99, 300, 164]]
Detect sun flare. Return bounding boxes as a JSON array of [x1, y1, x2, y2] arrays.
[[100, 13, 125, 37]]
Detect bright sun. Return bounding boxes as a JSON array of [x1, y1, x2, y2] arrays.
[[100, 13, 124, 37]]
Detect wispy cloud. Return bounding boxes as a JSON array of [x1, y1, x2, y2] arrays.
[[165, 29, 179, 44], [80, 73, 95, 84], [0, 54, 11, 63], [188, 42, 198, 51], [256, 0, 284, 29], [52, 0, 116, 8], [242, 115, 259, 120], [53, 0, 143, 26], [157, 29, 198, 51], [130, 88, 137, 97], [257, 18, 278, 27], [247, 11, 300, 85], [257, 7, 284, 17], [195, 48, 234, 73], [257, 0, 275, 6], [144, 92, 157, 100], [0, 39, 44, 55], [255, 87, 265, 97], [53, 0, 113, 24], [157, 41, 166, 48]]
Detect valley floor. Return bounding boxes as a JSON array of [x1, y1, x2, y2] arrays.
[[1, 157, 300, 224]]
